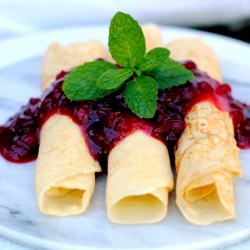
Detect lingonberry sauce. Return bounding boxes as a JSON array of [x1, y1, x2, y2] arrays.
[[0, 61, 250, 171]]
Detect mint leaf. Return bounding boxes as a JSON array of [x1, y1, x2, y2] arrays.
[[109, 12, 146, 68], [124, 76, 158, 118], [62, 61, 115, 100], [148, 59, 194, 89], [97, 68, 133, 90], [139, 47, 170, 72]]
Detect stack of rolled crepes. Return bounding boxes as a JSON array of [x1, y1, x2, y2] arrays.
[[36, 26, 174, 220], [36, 25, 242, 225]]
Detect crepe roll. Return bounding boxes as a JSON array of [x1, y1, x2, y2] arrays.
[[143, 24, 163, 51], [106, 130, 173, 224], [41, 40, 108, 91], [168, 39, 243, 225], [36, 114, 101, 216], [166, 38, 221, 81], [175, 102, 242, 225]]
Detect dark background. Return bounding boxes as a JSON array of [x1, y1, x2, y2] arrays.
[[198, 19, 250, 43]]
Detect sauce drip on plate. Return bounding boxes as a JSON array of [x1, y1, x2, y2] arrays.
[[1, 61, 250, 171]]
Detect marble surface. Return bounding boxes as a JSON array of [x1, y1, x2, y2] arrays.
[[0, 28, 250, 250]]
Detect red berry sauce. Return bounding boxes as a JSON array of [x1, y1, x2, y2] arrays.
[[0, 61, 250, 171]]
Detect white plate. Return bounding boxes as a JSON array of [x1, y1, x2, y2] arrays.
[[0, 26, 250, 250]]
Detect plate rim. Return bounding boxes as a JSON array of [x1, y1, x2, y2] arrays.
[[0, 223, 249, 250]]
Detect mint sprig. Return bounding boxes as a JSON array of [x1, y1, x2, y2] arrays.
[[63, 11, 194, 118]]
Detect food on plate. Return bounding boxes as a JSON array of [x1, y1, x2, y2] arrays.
[[36, 114, 101, 216], [106, 131, 173, 224], [0, 12, 249, 225], [167, 39, 242, 225], [175, 103, 242, 224], [38, 40, 105, 215], [106, 22, 173, 224]]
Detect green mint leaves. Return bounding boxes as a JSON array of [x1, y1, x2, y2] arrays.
[[97, 68, 133, 90], [109, 12, 146, 68], [138, 47, 170, 72], [63, 11, 194, 118], [62, 61, 115, 100], [147, 59, 194, 89]]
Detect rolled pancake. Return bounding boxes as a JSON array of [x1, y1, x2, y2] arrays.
[[106, 26, 169, 224], [106, 130, 173, 224], [37, 40, 106, 215], [36, 114, 101, 216], [175, 102, 242, 225], [168, 39, 243, 225], [166, 38, 221, 81], [143, 24, 163, 51], [41, 40, 108, 91]]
